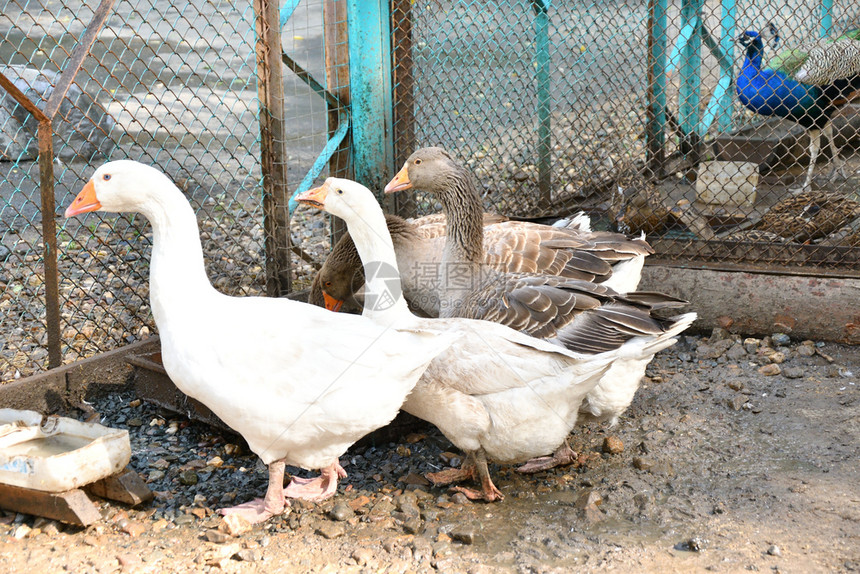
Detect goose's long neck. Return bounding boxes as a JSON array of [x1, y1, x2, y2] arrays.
[[436, 168, 484, 316], [343, 204, 412, 327], [142, 187, 217, 324]]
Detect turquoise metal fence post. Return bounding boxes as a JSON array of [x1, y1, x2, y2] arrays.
[[646, 0, 668, 176], [820, 0, 833, 37], [532, 0, 552, 211], [346, 0, 394, 197], [716, 0, 736, 131], [679, 0, 703, 140]]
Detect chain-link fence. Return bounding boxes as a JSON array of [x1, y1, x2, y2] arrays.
[[0, 0, 339, 382], [4, 0, 860, 382], [391, 0, 860, 273]]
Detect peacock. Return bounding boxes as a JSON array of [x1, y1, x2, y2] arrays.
[[736, 26, 860, 192]]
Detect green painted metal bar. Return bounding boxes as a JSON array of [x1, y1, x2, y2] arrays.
[[532, 0, 552, 211], [702, 0, 736, 134], [667, 17, 699, 73], [346, 0, 393, 194], [646, 0, 668, 176], [679, 0, 704, 139], [820, 0, 833, 38]]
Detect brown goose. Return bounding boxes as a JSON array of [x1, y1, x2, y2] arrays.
[[312, 211, 654, 322], [380, 147, 692, 473], [297, 177, 696, 500]]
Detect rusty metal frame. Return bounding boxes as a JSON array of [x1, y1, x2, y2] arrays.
[[0, 0, 116, 369]]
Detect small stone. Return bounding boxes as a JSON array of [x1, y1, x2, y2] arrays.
[[450, 492, 470, 505], [120, 521, 146, 537], [12, 524, 30, 539], [758, 364, 781, 376], [207, 456, 224, 468], [127, 418, 143, 427], [117, 553, 141, 568], [771, 333, 791, 346], [633, 457, 654, 471], [205, 529, 230, 543], [402, 517, 423, 535], [219, 514, 252, 536], [402, 472, 431, 487], [127, 399, 141, 408], [726, 343, 747, 360], [602, 436, 624, 454], [783, 366, 804, 379], [767, 544, 781, 556], [396, 445, 411, 457], [767, 351, 786, 364], [797, 342, 816, 357], [743, 338, 761, 354], [709, 327, 732, 342], [439, 452, 462, 466], [316, 521, 346, 539], [148, 470, 165, 481], [204, 542, 241, 566], [173, 513, 196, 526], [328, 501, 355, 522], [352, 547, 374, 566], [675, 537, 706, 552], [348, 495, 372, 512], [370, 498, 396, 516], [728, 395, 746, 410], [178, 470, 198, 485], [727, 380, 745, 391], [450, 525, 481, 545], [575, 490, 603, 509], [581, 503, 605, 523], [236, 548, 262, 562]]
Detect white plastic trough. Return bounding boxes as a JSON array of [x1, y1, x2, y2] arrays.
[[0, 408, 131, 493]]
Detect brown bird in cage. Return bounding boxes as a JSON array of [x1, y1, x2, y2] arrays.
[[753, 190, 860, 243], [609, 182, 685, 236]]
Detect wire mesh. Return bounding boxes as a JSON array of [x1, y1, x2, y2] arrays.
[[391, 0, 860, 274], [0, 0, 333, 382]]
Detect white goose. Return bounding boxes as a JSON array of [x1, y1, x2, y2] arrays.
[[297, 178, 695, 501], [64, 161, 456, 523]]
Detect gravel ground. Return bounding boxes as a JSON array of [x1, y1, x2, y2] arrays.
[[0, 329, 858, 573]]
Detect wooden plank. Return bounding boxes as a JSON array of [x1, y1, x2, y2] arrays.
[[255, 0, 291, 296], [86, 468, 152, 506], [324, 0, 351, 245], [0, 337, 160, 412], [0, 483, 101, 526]]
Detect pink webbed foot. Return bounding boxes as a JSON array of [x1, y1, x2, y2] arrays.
[[218, 460, 287, 524], [284, 460, 347, 502], [516, 442, 578, 474], [218, 496, 286, 524]]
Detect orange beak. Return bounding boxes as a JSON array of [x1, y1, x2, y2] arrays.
[[295, 184, 329, 209], [323, 291, 344, 312], [65, 180, 102, 217], [384, 164, 412, 194]]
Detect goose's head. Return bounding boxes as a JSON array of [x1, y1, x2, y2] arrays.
[[384, 146, 460, 195], [295, 177, 380, 224], [65, 160, 174, 217]]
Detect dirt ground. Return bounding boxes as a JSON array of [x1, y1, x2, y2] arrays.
[[0, 331, 857, 573]]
